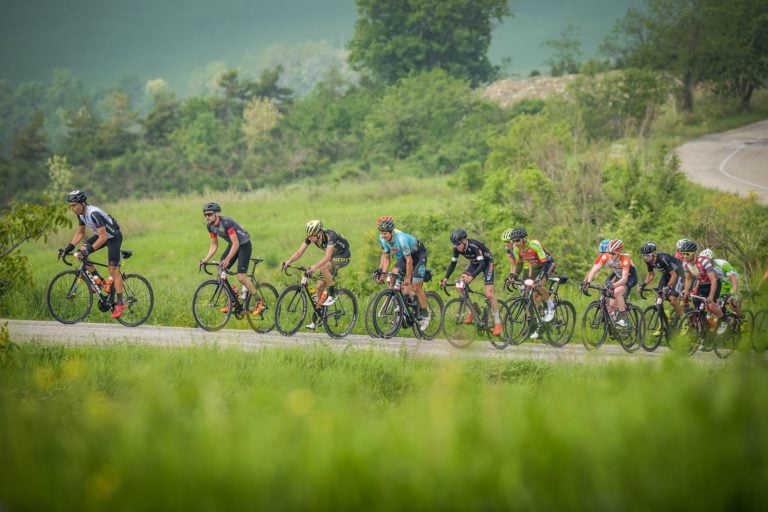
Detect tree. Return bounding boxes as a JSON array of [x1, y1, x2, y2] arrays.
[[542, 25, 583, 77], [347, 0, 512, 86], [10, 112, 48, 163]]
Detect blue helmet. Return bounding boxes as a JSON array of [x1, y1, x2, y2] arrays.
[[598, 239, 610, 253]]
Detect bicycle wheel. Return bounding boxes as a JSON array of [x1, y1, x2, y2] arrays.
[[324, 288, 358, 339], [671, 311, 704, 355], [641, 305, 665, 352], [752, 310, 768, 353], [616, 306, 643, 353], [505, 298, 532, 345], [371, 289, 404, 339], [275, 285, 308, 336], [490, 301, 512, 350], [363, 296, 382, 338], [714, 316, 739, 359], [246, 282, 279, 333], [413, 291, 444, 340], [543, 300, 576, 347], [442, 297, 476, 348], [192, 280, 232, 331], [47, 270, 93, 324], [116, 273, 154, 327], [581, 301, 607, 351]]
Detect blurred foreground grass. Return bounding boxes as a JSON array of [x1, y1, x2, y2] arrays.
[[1, 339, 767, 511]]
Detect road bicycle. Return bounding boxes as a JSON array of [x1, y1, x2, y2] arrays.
[[369, 270, 444, 340], [192, 259, 278, 332], [504, 276, 576, 348], [441, 280, 511, 349], [47, 250, 154, 327], [581, 283, 643, 353], [639, 287, 681, 352], [676, 293, 746, 359], [275, 264, 358, 338]]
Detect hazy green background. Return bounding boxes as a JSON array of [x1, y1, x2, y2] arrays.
[[0, 0, 638, 93]]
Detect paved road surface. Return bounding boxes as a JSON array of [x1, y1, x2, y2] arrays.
[[676, 119, 768, 203], [5, 318, 719, 363]]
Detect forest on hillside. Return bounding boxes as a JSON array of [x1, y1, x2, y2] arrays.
[[1, 0, 768, 286]]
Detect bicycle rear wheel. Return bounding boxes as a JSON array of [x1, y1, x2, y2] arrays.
[[714, 316, 739, 359], [275, 285, 308, 336], [752, 310, 768, 353], [442, 298, 476, 348], [581, 301, 607, 351], [672, 311, 704, 355], [543, 300, 576, 347], [116, 273, 154, 327], [192, 280, 232, 331], [490, 301, 512, 350], [505, 298, 532, 345], [413, 291, 444, 340], [324, 288, 358, 339], [641, 305, 665, 352], [617, 306, 643, 353], [371, 289, 404, 339], [246, 282, 279, 333], [47, 270, 93, 324]]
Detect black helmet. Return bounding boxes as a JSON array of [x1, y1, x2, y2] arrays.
[[66, 190, 87, 203], [203, 202, 221, 213], [640, 242, 657, 255], [510, 227, 527, 240], [450, 228, 468, 244], [680, 240, 698, 253], [378, 217, 395, 232]]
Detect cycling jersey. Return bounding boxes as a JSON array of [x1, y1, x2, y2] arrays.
[[683, 255, 718, 284], [511, 239, 554, 278], [78, 205, 120, 238], [305, 229, 351, 259], [445, 239, 494, 285], [379, 229, 425, 259], [207, 216, 251, 245], [713, 258, 739, 294], [645, 252, 682, 275], [598, 253, 638, 281]]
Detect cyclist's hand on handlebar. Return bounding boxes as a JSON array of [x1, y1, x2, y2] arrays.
[[579, 281, 590, 296], [281, 261, 289, 271], [605, 283, 615, 298], [439, 278, 448, 288], [306, 266, 314, 277], [662, 286, 672, 298]]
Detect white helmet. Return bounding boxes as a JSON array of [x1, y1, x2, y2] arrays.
[[700, 248, 714, 260]]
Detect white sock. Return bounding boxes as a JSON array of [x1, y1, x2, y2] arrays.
[[547, 300, 555, 310]]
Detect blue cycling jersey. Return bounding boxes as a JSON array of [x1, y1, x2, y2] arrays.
[[379, 229, 424, 259]]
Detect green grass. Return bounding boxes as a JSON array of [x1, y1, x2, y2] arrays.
[[1, 340, 767, 510]]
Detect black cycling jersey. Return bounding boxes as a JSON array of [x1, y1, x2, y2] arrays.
[[78, 205, 120, 238], [646, 252, 682, 275], [444, 239, 493, 279], [207, 216, 250, 245], [305, 229, 351, 259]]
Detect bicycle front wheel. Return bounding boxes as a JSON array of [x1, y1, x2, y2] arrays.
[[714, 316, 739, 359], [413, 290, 444, 340], [442, 297, 476, 348], [192, 280, 232, 331], [543, 300, 576, 347], [364, 296, 381, 338], [116, 273, 154, 327], [616, 306, 643, 353], [672, 311, 704, 355], [581, 301, 607, 351], [641, 305, 664, 352], [246, 282, 279, 333], [505, 299, 532, 345], [490, 301, 512, 350], [47, 270, 93, 324], [324, 288, 358, 339], [371, 289, 404, 339], [275, 285, 308, 336], [752, 310, 768, 353]]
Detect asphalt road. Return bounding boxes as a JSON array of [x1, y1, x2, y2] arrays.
[[676, 118, 768, 203]]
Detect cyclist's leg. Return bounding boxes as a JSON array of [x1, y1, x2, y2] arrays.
[[412, 254, 428, 309], [234, 242, 257, 295]]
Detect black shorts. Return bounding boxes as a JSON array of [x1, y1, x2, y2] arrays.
[[86, 232, 123, 267], [658, 273, 684, 297], [465, 261, 495, 286], [222, 241, 252, 274], [394, 250, 428, 283]]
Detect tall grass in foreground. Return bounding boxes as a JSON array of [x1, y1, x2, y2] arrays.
[[1, 341, 767, 511]]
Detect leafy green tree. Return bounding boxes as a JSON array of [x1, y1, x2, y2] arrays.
[[542, 24, 583, 77], [97, 90, 139, 158], [10, 112, 48, 163], [61, 103, 101, 165], [347, 0, 512, 86]]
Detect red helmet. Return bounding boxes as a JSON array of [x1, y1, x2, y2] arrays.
[[607, 239, 624, 254]]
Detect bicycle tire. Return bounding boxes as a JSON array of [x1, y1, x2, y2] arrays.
[[505, 298, 532, 345], [672, 311, 704, 356], [246, 282, 279, 333], [363, 296, 381, 338], [490, 301, 512, 350], [616, 305, 643, 353], [752, 310, 768, 353], [275, 284, 308, 336], [543, 300, 576, 347], [581, 301, 607, 351], [47, 270, 94, 324], [371, 289, 404, 339], [324, 288, 358, 339], [116, 273, 154, 327], [192, 280, 232, 331], [714, 316, 739, 359], [413, 290, 444, 340], [442, 297, 476, 348], [641, 305, 664, 352]]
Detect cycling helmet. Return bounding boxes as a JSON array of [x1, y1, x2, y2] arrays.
[[676, 238, 690, 251], [66, 190, 87, 203], [450, 228, 468, 244], [501, 229, 515, 242], [640, 242, 657, 255], [378, 217, 395, 232], [607, 239, 624, 254], [680, 240, 698, 253], [202, 202, 221, 213], [306, 219, 323, 237], [598, 239, 610, 253], [700, 248, 714, 259], [510, 227, 528, 240]]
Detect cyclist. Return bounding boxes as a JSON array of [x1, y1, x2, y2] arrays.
[[638, 242, 685, 319], [674, 238, 691, 260], [679, 240, 724, 328], [439, 228, 502, 337], [700, 248, 742, 318], [59, 190, 126, 319], [502, 227, 556, 338], [375, 216, 431, 331], [581, 239, 637, 327], [281, 220, 351, 329], [199, 202, 262, 315]]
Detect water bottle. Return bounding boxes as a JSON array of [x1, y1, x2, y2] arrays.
[[320, 291, 328, 304], [103, 276, 114, 293], [240, 285, 248, 300], [93, 276, 103, 288]]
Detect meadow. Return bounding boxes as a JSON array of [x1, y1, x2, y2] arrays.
[[1, 334, 767, 510]]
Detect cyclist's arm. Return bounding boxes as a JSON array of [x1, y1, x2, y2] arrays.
[[222, 231, 240, 267], [81, 225, 108, 254], [706, 270, 718, 302], [284, 241, 309, 266], [66, 224, 86, 252], [643, 269, 655, 288], [729, 273, 738, 294], [311, 244, 334, 272], [613, 266, 629, 287], [585, 262, 603, 283], [378, 251, 390, 273], [444, 259, 458, 281], [202, 233, 218, 263], [404, 254, 414, 284]]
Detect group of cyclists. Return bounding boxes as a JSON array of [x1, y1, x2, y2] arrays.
[[59, 191, 745, 338]]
